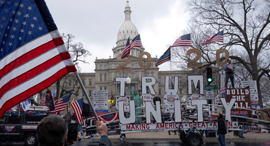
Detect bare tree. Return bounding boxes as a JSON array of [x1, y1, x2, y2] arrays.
[[182, 0, 270, 107], [54, 33, 91, 100]]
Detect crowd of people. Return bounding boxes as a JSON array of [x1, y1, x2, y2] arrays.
[[37, 114, 111, 146]]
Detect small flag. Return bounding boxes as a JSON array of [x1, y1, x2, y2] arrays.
[[121, 34, 142, 59], [21, 98, 31, 112], [155, 46, 171, 66], [68, 98, 75, 110], [50, 93, 72, 114], [71, 98, 84, 125], [172, 34, 191, 47], [201, 30, 223, 46], [121, 37, 131, 59], [130, 34, 142, 49], [0, 0, 77, 117]]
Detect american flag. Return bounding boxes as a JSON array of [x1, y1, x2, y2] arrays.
[[71, 98, 83, 125], [50, 93, 72, 114], [130, 34, 142, 49], [121, 37, 130, 59], [52, 89, 57, 101], [0, 0, 77, 117], [172, 34, 191, 47], [201, 30, 223, 46], [121, 34, 142, 59]]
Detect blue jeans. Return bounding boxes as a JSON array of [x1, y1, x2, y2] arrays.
[[218, 134, 226, 146], [225, 73, 234, 88]]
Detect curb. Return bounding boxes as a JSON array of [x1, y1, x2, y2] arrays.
[[83, 137, 270, 143]]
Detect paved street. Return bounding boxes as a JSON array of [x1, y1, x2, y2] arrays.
[[80, 130, 270, 146]]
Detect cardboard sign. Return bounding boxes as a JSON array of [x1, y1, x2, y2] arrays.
[[121, 121, 238, 132], [226, 88, 251, 117], [140, 94, 154, 107], [116, 97, 130, 112], [241, 80, 259, 107], [93, 90, 108, 113]]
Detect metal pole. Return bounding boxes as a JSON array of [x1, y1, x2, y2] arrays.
[[74, 72, 100, 122]]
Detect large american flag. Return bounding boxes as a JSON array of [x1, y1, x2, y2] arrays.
[[172, 34, 191, 47], [0, 0, 77, 117], [71, 98, 83, 125], [121, 34, 142, 59], [50, 93, 72, 114], [201, 30, 223, 46]]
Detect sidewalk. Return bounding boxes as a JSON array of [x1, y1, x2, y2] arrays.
[[84, 131, 270, 143]]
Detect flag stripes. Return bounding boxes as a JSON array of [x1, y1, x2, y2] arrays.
[[71, 98, 83, 125], [155, 47, 171, 66], [50, 93, 72, 113], [172, 34, 191, 47], [201, 30, 223, 46], [0, 0, 76, 117]]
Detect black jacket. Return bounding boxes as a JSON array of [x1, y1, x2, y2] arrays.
[[217, 115, 227, 135]]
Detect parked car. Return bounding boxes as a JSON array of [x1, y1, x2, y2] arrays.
[[0, 108, 49, 146]]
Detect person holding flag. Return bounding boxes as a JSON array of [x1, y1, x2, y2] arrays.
[[45, 89, 55, 111]]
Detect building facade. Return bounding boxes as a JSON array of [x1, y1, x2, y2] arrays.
[[47, 1, 220, 112]]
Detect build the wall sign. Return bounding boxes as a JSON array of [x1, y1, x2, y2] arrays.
[[226, 88, 251, 117]]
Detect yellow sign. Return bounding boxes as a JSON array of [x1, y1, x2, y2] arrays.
[[108, 100, 114, 104]]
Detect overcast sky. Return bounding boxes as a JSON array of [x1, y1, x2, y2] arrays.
[[45, 0, 190, 72]]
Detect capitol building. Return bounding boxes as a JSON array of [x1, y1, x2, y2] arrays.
[[49, 1, 218, 111]]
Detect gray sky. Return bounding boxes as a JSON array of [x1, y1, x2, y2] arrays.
[[45, 0, 190, 72]]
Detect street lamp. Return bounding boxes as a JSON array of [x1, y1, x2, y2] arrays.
[[126, 77, 131, 84]]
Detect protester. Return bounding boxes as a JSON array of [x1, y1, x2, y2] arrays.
[[63, 112, 72, 129], [223, 58, 235, 88], [45, 89, 55, 111], [37, 114, 111, 146], [36, 114, 76, 146], [217, 112, 227, 146]]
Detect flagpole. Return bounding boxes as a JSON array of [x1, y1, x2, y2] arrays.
[[74, 72, 100, 122]]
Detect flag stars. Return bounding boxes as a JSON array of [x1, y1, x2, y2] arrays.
[[12, 27, 16, 31], [20, 4, 24, 8], [28, 31, 32, 35], [9, 42, 12, 46], [38, 27, 42, 30], [2, 17, 6, 21], [30, 24, 35, 28], [12, 11, 15, 14], [28, 6, 32, 10], [33, 17, 37, 21], [0, 1, 4, 4], [7, 1, 10, 4], [23, 21, 26, 25], [4, 9, 8, 13], [18, 37, 22, 40], [7, 26, 10, 29], [17, 11, 21, 16], [10, 18, 13, 22], [14, 2, 18, 6], [0, 48, 3, 52], [14, 19, 19, 23], [24, 14, 29, 18], [10, 35, 15, 39], [2, 41, 5, 44], [0, 25, 3, 28], [20, 29, 24, 33]]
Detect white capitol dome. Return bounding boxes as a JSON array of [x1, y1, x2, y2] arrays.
[[113, 0, 144, 58], [116, 0, 139, 46]]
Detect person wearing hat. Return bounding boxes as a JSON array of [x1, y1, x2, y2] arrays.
[[223, 58, 235, 88]]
